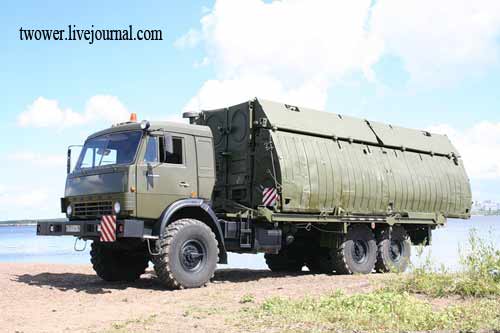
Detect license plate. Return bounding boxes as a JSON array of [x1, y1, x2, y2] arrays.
[[65, 225, 80, 233]]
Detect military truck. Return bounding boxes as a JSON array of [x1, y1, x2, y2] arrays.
[[37, 98, 472, 289]]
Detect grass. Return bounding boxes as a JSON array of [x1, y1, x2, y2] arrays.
[[388, 229, 500, 297], [236, 229, 500, 332], [240, 293, 256, 304], [243, 290, 500, 332], [182, 305, 226, 319], [105, 314, 158, 333]]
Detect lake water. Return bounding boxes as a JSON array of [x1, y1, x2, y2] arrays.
[[1, 216, 499, 270]]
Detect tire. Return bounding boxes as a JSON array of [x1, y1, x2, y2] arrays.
[[152, 219, 219, 289], [265, 249, 304, 272], [305, 255, 322, 273], [305, 247, 335, 274], [90, 241, 149, 282], [334, 225, 377, 274], [375, 226, 411, 273]]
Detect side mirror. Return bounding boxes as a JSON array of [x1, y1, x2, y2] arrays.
[[67, 145, 83, 174], [67, 148, 71, 174]]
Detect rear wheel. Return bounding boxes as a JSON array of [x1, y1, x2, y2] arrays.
[[304, 254, 322, 273], [375, 226, 411, 273], [90, 241, 149, 282], [334, 225, 377, 274], [305, 247, 335, 274], [265, 248, 304, 272], [152, 219, 219, 289]]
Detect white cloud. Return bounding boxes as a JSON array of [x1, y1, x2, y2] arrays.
[[371, 0, 500, 85], [180, 0, 500, 110], [181, 0, 382, 110], [428, 122, 500, 180], [193, 57, 210, 68], [17, 97, 85, 128], [174, 28, 202, 49], [84, 95, 129, 124], [0, 188, 50, 211], [0, 168, 65, 220], [201, 0, 381, 80], [18, 95, 130, 128], [7, 152, 66, 168], [184, 74, 328, 111]]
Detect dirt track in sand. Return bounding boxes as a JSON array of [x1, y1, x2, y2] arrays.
[[0, 263, 386, 333]]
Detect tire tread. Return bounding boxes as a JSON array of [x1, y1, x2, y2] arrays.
[[90, 242, 149, 282], [152, 218, 218, 289], [375, 226, 411, 273], [334, 224, 377, 275]]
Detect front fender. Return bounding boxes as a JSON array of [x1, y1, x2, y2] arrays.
[[154, 198, 227, 263]]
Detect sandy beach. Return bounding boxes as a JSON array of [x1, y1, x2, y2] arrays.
[[0, 262, 382, 333]]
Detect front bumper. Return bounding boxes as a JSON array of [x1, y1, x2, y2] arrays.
[[36, 219, 156, 240]]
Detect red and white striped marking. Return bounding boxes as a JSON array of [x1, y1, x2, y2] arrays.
[[262, 187, 279, 206], [100, 215, 116, 242]]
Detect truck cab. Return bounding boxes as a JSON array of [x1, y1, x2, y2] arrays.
[[63, 119, 215, 222]]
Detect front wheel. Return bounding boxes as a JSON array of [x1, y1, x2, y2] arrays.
[[90, 241, 149, 282], [152, 219, 219, 289]]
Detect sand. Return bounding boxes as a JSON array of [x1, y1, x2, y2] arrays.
[[0, 263, 382, 333]]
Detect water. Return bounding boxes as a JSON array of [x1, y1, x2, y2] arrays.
[[0, 225, 91, 264], [1, 216, 498, 270], [413, 216, 500, 270]]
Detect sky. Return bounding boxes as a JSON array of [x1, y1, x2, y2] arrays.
[[1, 0, 500, 220]]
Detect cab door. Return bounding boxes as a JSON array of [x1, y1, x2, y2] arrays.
[[136, 132, 198, 219]]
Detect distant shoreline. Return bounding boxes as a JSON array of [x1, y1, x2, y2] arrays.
[[0, 223, 37, 227], [0, 218, 66, 227]]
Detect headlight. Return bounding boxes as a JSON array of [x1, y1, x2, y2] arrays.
[[113, 201, 121, 215], [66, 204, 73, 217]]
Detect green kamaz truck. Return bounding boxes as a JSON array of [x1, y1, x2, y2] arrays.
[[37, 98, 472, 289]]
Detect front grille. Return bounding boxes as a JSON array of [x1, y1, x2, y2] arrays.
[[74, 201, 112, 217]]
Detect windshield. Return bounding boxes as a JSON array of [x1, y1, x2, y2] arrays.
[[75, 131, 142, 170]]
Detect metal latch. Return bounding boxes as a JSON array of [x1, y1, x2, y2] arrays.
[[284, 104, 300, 112]]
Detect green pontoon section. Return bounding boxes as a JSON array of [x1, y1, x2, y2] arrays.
[[197, 98, 471, 220]]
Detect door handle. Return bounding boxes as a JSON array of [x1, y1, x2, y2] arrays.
[[178, 181, 190, 188], [146, 173, 160, 178]]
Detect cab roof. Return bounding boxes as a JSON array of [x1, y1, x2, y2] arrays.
[[87, 120, 213, 140]]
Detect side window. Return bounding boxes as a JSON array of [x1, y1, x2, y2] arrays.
[[159, 135, 184, 164], [144, 136, 158, 163], [168, 137, 184, 164]]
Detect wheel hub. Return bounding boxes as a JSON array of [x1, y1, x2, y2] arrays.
[[389, 240, 403, 262], [352, 240, 368, 264], [180, 239, 206, 272]]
